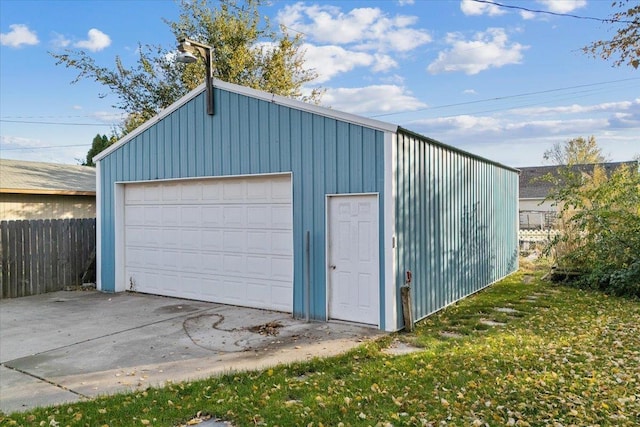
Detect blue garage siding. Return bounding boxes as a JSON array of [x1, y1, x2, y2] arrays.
[[98, 87, 387, 324], [394, 129, 519, 323]]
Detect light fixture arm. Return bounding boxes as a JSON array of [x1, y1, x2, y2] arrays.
[[177, 37, 214, 115]]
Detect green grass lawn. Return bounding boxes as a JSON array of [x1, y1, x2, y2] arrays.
[[3, 262, 639, 426]]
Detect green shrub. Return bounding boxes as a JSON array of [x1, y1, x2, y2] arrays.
[[545, 163, 640, 297]]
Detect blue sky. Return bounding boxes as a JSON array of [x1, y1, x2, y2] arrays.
[[1, 0, 638, 167]]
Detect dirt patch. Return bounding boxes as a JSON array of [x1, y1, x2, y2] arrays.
[[479, 319, 507, 327], [382, 340, 422, 356], [495, 307, 520, 314], [154, 304, 200, 314], [440, 331, 464, 339], [247, 321, 284, 336]]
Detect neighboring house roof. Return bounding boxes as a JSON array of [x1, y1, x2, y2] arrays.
[[519, 161, 637, 199], [0, 159, 96, 196]]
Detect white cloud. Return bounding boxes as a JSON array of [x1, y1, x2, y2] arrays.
[[277, 3, 431, 52], [90, 111, 126, 123], [74, 28, 111, 52], [463, 89, 478, 95], [321, 85, 427, 115], [0, 24, 39, 48], [537, 0, 586, 14], [0, 135, 46, 149], [398, 0, 415, 5], [50, 32, 70, 49], [302, 44, 374, 83], [0, 135, 87, 164], [403, 98, 640, 166], [513, 99, 638, 116], [460, 0, 505, 16], [427, 28, 528, 75], [520, 10, 537, 20], [371, 53, 399, 72]]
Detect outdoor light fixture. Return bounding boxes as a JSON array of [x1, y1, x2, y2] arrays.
[[176, 37, 214, 115]]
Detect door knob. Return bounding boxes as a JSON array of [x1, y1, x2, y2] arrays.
[[329, 265, 336, 270]]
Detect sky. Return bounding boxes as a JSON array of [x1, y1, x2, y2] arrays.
[[1, 0, 638, 167]]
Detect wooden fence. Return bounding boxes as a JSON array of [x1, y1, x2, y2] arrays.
[[0, 218, 96, 299]]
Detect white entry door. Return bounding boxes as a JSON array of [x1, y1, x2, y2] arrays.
[[327, 194, 379, 326]]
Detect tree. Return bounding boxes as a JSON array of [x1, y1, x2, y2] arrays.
[[583, 0, 640, 68], [83, 134, 115, 167], [543, 136, 609, 165], [545, 162, 640, 297], [52, 0, 321, 158]]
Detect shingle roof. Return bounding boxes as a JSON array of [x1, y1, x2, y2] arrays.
[[519, 161, 637, 199], [0, 159, 96, 195]]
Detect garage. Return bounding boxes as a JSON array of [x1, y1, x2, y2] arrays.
[[96, 78, 519, 331], [121, 174, 293, 312]]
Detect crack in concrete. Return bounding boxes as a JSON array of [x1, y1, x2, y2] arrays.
[[2, 306, 222, 364], [1, 363, 90, 400]]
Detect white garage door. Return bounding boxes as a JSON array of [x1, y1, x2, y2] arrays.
[[123, 175, 293, 312]]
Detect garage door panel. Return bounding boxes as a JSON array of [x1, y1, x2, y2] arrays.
[[125, 227, 145, 246], [201, 230, 223, 250], [270, 178, 291, 200], [270, 284, 293, 311], [180, 276, 202, 298], [247, 231, 268, 252], [222, 253, 244, 274], [180, 251, 201, 270], [144, 206, 162, 225], [201, 253, 223, 272], [202, 206, 222, 226], [271, 257, 293, 280], [271, 206, 293, 228], [125, 206, 145, 225], [247, 282, 270, 305], [247, 206, 269, 228], [180, 229, 201, 249], [199, 277, 220, 299], [126, 186, 145, 203], [161, 183, 180, 202], [202, 182, 221, 201], [124, 175, 292, 312], [180, 206, 201, 226], [247, 181, 268, 200], [161, 229, 180, 248], [221, 279, 246, 303], [161, 250, 180, 268], [246, 255, 268, 275], [222, 230, 246, 252], [143, 185, 161, 201], [271, 231, 293, 254], [223, 181, 245, 201], [162, 206, 179, 225], [223, 206, 245, 227], [181, 184, 201, 201]]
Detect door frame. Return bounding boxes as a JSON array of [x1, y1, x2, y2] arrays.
[[325, 192, 380, 327]]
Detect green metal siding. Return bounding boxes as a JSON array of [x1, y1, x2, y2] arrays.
[[98, 88, 387, 325], [394, 130, 519, 323]]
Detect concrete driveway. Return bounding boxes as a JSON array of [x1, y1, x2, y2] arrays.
[[0, 290, 382, 414]]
